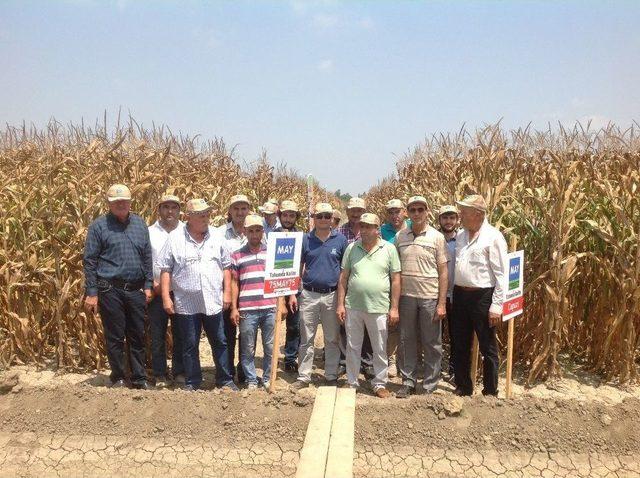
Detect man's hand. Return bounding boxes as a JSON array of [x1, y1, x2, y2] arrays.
[[435, 302, 446, 322], [84, 295, 98, 315], [230, 309, 240, 326], [387, 307, 399, 326], [336, 305, 346, 324], [163, 297, 175, 315], [144, 289, 153, 304], [223, 291, 232, 311], [153, 281, 162, 297], [288, 295, 298, 314], [488, 311, 502, 327]]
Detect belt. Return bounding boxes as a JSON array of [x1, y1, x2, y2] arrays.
[[455, 285, 492, 292], [303, 285, 337, 294], [98, 277, 145, 291]]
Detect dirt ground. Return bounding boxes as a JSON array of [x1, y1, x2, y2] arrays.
[[1, 328, 639, 477]]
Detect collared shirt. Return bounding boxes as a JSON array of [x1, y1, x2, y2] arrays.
[[445, 235, 456, 298], [218, 221, 247, 255], [83, 213, 153, 296], [380, 219, 412, 244], [263, 217, 282, 236], [149, 220, 184, 283], [453, 220, 508, 315], [342, 239, 401, 314], [301, 229, 348, 290], [230, 243, 277, 311], [395, 225, 448, 299], [157, 226, 230, 316], [336, 222, 360, 244]]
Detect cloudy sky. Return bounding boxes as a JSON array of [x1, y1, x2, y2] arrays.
[[2, 1, 638, 194]]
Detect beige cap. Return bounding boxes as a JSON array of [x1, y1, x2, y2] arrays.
[[228, 194, 251, 208], [347, 197, 366, 210], [438, 205, 458, 216], [385, 199, 404, 210], [407, 195, 428, 207], [280, 200, 299, 212], [332, 210, 342, 220], [106, 184, 132, 202], [185, 198, 213, 215], [360, 213, 380, 226], [456, 194, 487, 212], [259, 202, 278, 215], [158, 194, 180, 206], [314, 202, 334, 214], [244, 214, 264, 229]]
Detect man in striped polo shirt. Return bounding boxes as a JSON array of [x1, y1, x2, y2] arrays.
[[230, 214, 288, 390]]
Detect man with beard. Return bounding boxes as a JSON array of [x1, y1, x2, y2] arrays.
[[438, 205, 459, 383]]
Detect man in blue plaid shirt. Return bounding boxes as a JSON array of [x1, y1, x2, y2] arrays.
[[83, 184, 153, 389]]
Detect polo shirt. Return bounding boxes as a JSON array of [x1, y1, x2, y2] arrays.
[[380, 219, 412, 244], [342, 239, 401, 314], [396, 225, 448, 299], [230, 243, 277, 311], [301, 229, 348, 290]]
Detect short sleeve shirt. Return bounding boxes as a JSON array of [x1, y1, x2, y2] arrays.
[[395, 225, 448, 299], [301, 230, 348, 289], [342, 239, 401, 314], [230, 244, 277, 312]]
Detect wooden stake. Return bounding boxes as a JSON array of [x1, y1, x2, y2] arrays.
[[505, 235, 518, 399], [470, 334, 480, 388], [268, 296, 287, 393]]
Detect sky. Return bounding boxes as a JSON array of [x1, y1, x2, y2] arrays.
[[1, 1, 639, 194]]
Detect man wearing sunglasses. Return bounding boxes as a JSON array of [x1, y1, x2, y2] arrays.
[[395, 196, 449, 398], [290, 203, 348, 390]]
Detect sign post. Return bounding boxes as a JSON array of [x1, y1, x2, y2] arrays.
[[264, 231, 304, 393], [503, 243, 524, 399]]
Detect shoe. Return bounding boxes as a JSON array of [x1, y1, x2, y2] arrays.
[[345, 383, 359, 393], [284, 363, 298, 373], [396, 385, 414, 399], [132, 381, 152, 390], [482, 390, 498, 397], [324, 379, 338, 386], [173, 374, 185, 385], [262, 382, 270, 390], [362, 365, 375, 380], [182, 384, 197, 392], [337, 364, 346, 377], [453, 387, 472, 397], [154, 376, 169, 388], [110, 379, 126, 388], [221, 382, 239, 392], [290, 380, 309, 391], [374, 387, 390, 399], [247, 383, 258, 390]]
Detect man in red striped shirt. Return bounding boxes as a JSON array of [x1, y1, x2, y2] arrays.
[[229, 214, 280, 390]]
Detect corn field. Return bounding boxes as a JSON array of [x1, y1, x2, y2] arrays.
[[0, 119, 335, 370], [366, 122, 640, 384]]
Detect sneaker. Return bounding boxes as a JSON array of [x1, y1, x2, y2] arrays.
[[247, 383, 258, 390], [290, 380, 309, 391], [182, 384, 197, 392], [284, 363, 298, 373], [110, 379, 126, 388], [221, 382, 239, 392], [262, 382, 270, 390], [154, 376, 169, 389], [374, 387, 390, 399], [396, 385, 414, 399]]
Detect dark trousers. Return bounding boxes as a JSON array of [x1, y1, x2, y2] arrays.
[[284, 304, 300, 366], [446, 297, 455, 378], [98, 285, 147, 385], [148, 294, 184, 378], [223, 309, 245, 382], [175, 312, 233, 388], [451, 286, 499, 395]]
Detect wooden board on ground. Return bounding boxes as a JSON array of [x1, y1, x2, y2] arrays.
[[325, 387, 356, 478], [295, 386, 337, 478]]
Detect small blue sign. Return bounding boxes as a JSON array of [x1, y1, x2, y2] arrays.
[[508, 257, 521, 290], [274, 238, 296, 269]]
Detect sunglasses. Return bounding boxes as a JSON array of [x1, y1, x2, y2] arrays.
[[315, 213, 332, 219], [408, 207, 426, 213]]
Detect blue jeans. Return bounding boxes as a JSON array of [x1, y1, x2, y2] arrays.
[[148, 295, 184, 378], [239, 308, 276, 385], [284, 296, 300, 366], [175, 312, 233, 388]]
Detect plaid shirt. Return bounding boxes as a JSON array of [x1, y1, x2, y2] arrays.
[[336, 222, 360, 244], [83, 213, 153, 296]]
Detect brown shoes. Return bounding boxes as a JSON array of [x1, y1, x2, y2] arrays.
[[374, 387, 390, 398]]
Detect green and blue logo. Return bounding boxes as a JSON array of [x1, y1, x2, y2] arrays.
[[274, 238, 295, 269], [508, 257, 521, 290]]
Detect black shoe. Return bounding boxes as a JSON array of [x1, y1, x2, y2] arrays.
[[482, 389, 498, 397], [396, 385, 414, 399], [110, 379, 126, 388], [132, 381, 152, 390], [284, 363, 298, 373], [361, 365, 375, 380], [324, 379, 338, 386], [337, 365, 346, 377], [182, 384, 197, 392], [453, 387, 472, 397]]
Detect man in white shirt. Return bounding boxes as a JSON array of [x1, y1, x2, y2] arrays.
[[159, 199, 236, 391], [451, 195, 508, 397], [148, 194, 184, 387]]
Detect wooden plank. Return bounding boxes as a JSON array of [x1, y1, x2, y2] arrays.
[[268, 297, 287, 394], [325, 388, 356, 478], [505, 317, 515, 399], [295, 386, 337, 478], [470, 333, 480, 389]]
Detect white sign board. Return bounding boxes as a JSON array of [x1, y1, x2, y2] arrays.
[[502, 250, 524, 321], [263, 231, 304, 298]]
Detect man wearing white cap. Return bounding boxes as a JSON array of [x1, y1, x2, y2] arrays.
[[259, 201, 282, 235], [158, 199, 236, 391], [218, 193, 252, 383], [395, 196, 449, 398], [83, 184, 153, 389], [451, 194, 508, 397], [438, 205, 460, 383], [148, 194, 185, 387], [290, 203, 348, 390], [337, 213, 401, 398], [380, 199, 410, 245]]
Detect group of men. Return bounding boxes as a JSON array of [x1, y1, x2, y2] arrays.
[[83, 184, 508, 398]]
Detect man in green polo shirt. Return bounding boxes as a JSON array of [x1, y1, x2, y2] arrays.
[[336, 213, 401, 398]]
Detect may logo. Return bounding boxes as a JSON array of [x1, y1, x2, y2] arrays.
[[508, 257, 521, 291], [274, 238, 296, 269]]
